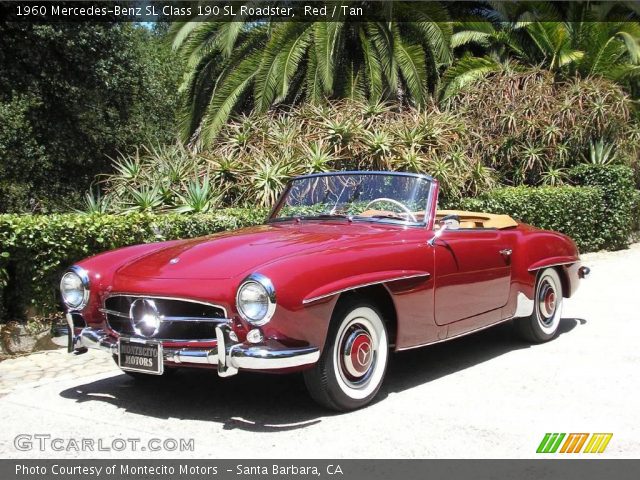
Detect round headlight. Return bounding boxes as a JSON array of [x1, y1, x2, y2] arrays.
[[236, 274, 276, 326], [60, 267, 90, 310]]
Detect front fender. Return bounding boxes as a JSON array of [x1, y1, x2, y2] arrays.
[[302, 269, 431, 305]]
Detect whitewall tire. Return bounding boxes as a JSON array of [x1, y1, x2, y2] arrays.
[[304, 299, 389, 411], [515, 268, 563, 343]]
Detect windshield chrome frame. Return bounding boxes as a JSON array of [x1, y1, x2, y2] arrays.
[[267, 171, 437, 228]]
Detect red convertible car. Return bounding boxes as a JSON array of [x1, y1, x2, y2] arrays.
[[58, 172, 589, 410]]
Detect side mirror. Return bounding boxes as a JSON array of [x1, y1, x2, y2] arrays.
[[428, 223, 448, 247]]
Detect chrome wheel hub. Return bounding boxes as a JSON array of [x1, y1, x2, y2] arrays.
[[537, 280, 557, 325], [339, 324, 376, 384], [342, 328, 374, 378]]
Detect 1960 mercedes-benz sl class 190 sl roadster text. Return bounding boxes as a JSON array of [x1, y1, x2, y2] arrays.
[[57, 172, 589, 410]]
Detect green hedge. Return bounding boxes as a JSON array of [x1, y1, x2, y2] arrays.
[[457, 186, 605, 252], [633, 190, 640, 232], [455, 164, 635, 252], [568, 164, 635, 250], [0, 209, 266, 323]]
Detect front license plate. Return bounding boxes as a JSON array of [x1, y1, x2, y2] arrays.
[[118, 338, 163, 375]]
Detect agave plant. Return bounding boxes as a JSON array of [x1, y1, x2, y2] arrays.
[[301, 141, 337, 173], [122, 185, 165, 213], [541, 167, 569, 186], [247, 156, 293, 207], [174, 177, 222, 214], [584, 139, 618, 165], [362, 129, 394, 169], [393, 147, 428, 173], [465, 160, 497, 197], [79, 190, 112, 215]]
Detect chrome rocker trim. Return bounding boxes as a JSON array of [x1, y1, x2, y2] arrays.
[[302, 272, 431, 305], [58, 320, 319, 377]]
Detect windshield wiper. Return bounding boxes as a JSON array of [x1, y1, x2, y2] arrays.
[[300, 213, 353, 221]]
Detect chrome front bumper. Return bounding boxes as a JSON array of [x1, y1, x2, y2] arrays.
[[55, 317, 319, 377]]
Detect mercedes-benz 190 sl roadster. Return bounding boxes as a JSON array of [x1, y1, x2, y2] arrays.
[[57, 171, 589, 410]]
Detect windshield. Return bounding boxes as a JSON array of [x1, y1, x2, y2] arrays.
[[269, 172, 434, 226]]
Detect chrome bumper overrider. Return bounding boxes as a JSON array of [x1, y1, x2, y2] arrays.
[[57, 315, 319, 377]]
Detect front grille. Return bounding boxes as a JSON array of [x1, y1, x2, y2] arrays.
[[102, 295, 227, 341]]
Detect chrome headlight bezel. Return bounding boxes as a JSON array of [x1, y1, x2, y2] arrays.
[[235, 273, 276, 326], [60, 266, 90, 311]]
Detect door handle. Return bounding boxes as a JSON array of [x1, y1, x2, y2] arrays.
[[499, 248, 512, 257]]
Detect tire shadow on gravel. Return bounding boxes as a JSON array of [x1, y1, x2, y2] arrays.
[[58, 318, 585, 429]]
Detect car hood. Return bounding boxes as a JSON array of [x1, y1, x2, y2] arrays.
[[114, 221, 405, 280]]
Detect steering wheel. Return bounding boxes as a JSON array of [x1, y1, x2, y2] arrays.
[[364, 198, 417, 222]]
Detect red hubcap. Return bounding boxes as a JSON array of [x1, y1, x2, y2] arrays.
[[341, 327, 374, 379], [350, 333, 372, 374], [545, 291, 556, 313]]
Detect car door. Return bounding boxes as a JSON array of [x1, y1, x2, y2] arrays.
[[433, 229, 512, 326]]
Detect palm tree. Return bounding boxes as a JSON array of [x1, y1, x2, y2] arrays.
[[170, 2, 452, 149], [441, 1, 640, 100]]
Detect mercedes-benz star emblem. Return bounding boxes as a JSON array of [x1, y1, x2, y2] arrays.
[[129, 298, 161, 337], [357, 342, 371, 366]]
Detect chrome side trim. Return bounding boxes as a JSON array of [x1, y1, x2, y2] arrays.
[[514, 292, 534, 317], [527, 261, 576, 272], [104, 294, 228, 318], [302, 273, 431, 305]]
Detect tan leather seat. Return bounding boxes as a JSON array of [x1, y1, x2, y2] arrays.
[[435, 210, 518, 229]]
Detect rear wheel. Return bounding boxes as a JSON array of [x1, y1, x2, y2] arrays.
[[515, 268, 563, 343], [304, 299, 389, 411]]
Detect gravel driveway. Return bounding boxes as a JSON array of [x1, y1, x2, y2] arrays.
[[1, 244, 639, 459]]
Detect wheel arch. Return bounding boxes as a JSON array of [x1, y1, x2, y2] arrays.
[[334, 284, 398, 347], [529, 264, 571, 299]]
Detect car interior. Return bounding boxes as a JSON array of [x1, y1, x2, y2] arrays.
[[358, 208, 518, 229]]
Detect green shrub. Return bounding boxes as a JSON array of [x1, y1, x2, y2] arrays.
[[0, 209, 266, 323], [453, 165, 636, 252], [633, 190, 640, 232], [455, 186, 605, 253], [567, 164, 635, 250]]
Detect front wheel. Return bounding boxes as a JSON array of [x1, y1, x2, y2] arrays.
[[515, 268, 563, 343], [304, 299, 389, 411]]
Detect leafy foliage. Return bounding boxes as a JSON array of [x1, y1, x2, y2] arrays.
[[456, 164, 636, 252], [98, 72, 637, 209], [0, 209, 266, 323], [170, 4, 453, 147], [0, 23, 183, 213], [456, 186, 605, 252], [443, 2, 640, 99], [448, 70, 638, 186], [568, 164, 636, 250]]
